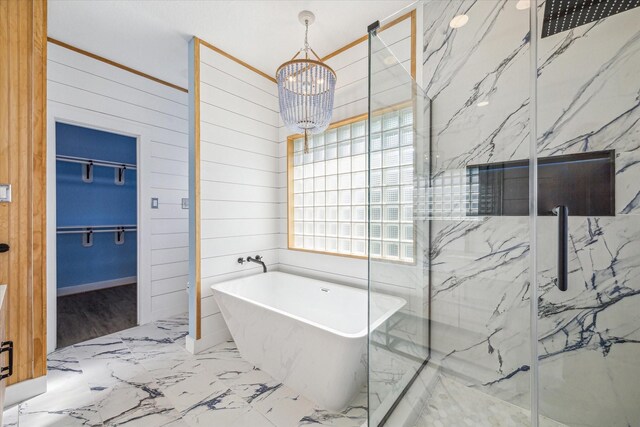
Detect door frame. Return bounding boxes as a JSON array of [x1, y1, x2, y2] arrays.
[[46, 102, 152, 353]]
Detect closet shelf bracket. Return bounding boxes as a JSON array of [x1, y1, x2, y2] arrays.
[[83, 228, 93, 247], [56, 225, 137, 247], [56, 154, 136, 185], [83, 161, 94, 183], [115, 166, 126, 185]]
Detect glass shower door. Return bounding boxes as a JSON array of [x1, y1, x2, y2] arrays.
[[369, 1, 640, 426], [367, 29, 431, 427], [535, 2, 640, 426], [368, 1, 535, 425]]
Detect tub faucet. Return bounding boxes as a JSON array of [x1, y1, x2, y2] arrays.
[[247, 255, 267, 273]]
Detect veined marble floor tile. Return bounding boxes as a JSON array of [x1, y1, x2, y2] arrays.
[[0, 312, 586, 427], [176, 381, 257, 426], [93, 372, 183, 427], [154, 314, 189, 347], [75, 340, 147, 393], [18, 347, 102, 426], [299, 408, 365, 427], [411, 373, 567, 427], [341, 386, 368, 421], [231, 408, 277, 426], [118, 323, 182, 356], [71, 335, 130, 360], [1, 405, 18, 427], [151, 352, 252, 394], [223, 366, 283, 405], [2, 314, 367, 427], [197, 339, 245, 359], [3, 311, 553, 427], [189, 341, 254, 376], [249, 381, 367, 427], [251, 385, 317, 427], [17, 408, 103, 427]]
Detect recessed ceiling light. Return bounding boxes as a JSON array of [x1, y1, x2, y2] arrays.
[[516, 0, 530, 10], [477, 100, 489, 107], [449, 14, 469, 29]]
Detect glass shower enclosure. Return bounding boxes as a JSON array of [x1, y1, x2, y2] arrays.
[[367, 26, 432, 426], [367, 1, 640, 426]]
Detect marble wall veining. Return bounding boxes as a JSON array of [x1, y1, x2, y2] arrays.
[[422, 0, 533, 410], [535, 2, 640, 425], [422, 0, 640, 425]]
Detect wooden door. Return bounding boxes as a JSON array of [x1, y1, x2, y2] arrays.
[[0, 285, 8, 417], [0, 0, 48, 386]]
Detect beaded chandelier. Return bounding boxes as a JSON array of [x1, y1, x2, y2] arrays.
[[277, 11, 336, 153]]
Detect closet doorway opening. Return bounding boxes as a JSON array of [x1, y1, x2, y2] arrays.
[[55, 122, 139, 348]]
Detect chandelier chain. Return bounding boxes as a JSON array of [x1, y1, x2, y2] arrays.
[[303, 19, 310, 58], [304, 19, 309, 152]]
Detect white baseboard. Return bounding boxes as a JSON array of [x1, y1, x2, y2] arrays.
[[57, 276, 136, 297], [185, 329, 231, 355], [5, 375, 47, 407]]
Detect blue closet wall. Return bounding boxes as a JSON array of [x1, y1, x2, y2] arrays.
[[56, 123, 137, 289]]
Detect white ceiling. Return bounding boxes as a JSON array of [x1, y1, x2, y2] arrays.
[[49, 0, 413, 89]]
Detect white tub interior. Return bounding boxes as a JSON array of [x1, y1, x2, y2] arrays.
[[212, 271, 405, 338]]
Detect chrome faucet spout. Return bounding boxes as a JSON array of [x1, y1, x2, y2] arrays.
[[247, 255, 267, 273]]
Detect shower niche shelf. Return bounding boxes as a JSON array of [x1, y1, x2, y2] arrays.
[[467, 150, 615, 216]]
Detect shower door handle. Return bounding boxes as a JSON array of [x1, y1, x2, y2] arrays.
[[552, 205, 568, 291]]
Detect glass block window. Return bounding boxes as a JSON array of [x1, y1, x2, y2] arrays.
[[425, 168, 481, 220], [288, 108, 415, 263]]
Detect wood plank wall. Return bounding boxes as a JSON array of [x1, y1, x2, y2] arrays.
[[0, 0, 48, 385]]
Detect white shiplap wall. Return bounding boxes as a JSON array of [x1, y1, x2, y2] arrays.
[[48, 42, 189, 321], [190, 16, 415, 351], [193, 42, 281, 350], [276, 18, 414, 289]]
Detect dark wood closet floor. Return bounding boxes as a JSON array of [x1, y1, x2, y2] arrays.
[[57, 284, 137, 348]]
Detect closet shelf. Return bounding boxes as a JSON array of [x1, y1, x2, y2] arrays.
[[56, 154, 137, 170], [56, 225, 137, 235], [57, 225, 136, 246]]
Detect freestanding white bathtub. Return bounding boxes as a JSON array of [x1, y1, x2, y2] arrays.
[[211, 271, 405, 411]]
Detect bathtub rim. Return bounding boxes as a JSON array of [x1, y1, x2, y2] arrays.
[[210, 271, 406, 339]]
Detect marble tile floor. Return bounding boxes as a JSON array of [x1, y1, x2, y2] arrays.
[[411, 373, 567, 427], [2, 314, 367, 427], [368, 343, 422, 425]]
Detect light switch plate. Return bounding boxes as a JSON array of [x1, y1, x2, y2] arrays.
[[151, 198, 159, 209], [0, 184, 11, 202], [181, 198, 189, 209]]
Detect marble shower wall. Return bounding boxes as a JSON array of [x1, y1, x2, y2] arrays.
[[536, 2, 640, 426], [422, 0, 640, 425], [422, 0, 533, 410]]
